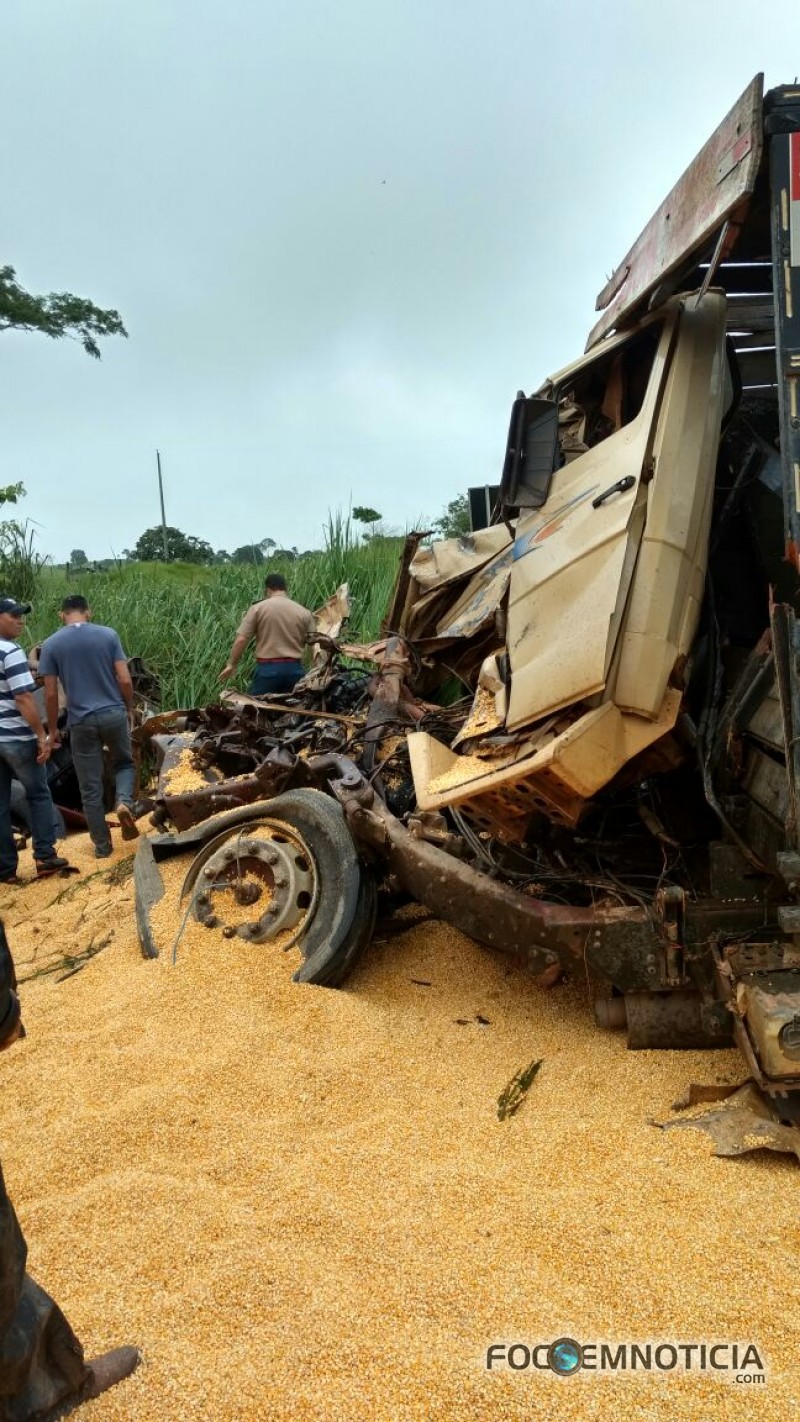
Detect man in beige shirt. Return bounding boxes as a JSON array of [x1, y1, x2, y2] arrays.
[[219, 573, 316, 696]]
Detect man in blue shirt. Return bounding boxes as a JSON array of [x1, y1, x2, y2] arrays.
[[0, 598, 71, 884], [39, 596, 140, 858]]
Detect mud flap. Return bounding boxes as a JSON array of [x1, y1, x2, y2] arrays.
[[134, 837, 165, 960], [654, 1082, 800, 1162]]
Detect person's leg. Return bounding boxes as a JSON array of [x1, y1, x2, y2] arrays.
[[8, 783, 64, 845], [274, 662, 304, 692], [249, 662, 304, 696], [96, 708, 135, 809], [68, 718, 111, 854], [1, 744, 58, 867], [248, 664, 274, 696], [0, 1161, 89, 1420], [0, 1163, 139, 1421], [95, 708, 138, 842], [0, 758, 17, 882]]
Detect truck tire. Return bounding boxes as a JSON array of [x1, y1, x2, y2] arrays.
[[181, 789, 376, 987]]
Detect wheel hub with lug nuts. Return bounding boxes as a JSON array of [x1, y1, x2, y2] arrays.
[[192, 828, 316, 945]]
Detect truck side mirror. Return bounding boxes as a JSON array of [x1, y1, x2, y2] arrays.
[[499, 394, 559, 513]]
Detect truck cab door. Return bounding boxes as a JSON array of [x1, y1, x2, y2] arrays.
[[506, 311, 678, 730], [506, 295, 730, 732]]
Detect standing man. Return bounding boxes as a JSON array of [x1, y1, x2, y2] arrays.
[[39, 596, 139, 859], [0, 921, 140, 1418], [0, 598, 71, 884], [219, 573, 315, 696]]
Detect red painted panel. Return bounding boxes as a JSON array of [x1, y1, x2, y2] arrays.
[[587, 76, 764, 348]]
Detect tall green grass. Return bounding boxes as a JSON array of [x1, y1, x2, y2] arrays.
[[25, 517, 406, 707], [0, 521, 48, 605]]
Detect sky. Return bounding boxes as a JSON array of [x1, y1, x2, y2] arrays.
[[3, 0, 800, 562]]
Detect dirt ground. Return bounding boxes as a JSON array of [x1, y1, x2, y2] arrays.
[[0, 828, 797, 1420]]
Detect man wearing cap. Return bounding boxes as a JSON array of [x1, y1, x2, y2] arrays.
[[39, 596, 139, 859], [0, 920, 140, 1417], [219, 573, 316, 696], [0, 599, 71, 884]]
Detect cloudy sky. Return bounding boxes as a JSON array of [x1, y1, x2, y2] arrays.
[[3, 1, 800, 561]]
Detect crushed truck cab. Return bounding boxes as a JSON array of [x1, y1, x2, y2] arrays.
[[136, 76, 800, 1127]]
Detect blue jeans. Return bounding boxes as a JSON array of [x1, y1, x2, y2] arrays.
[[69, 707, 135, 853], [0, 739, 57, 878], [249, 661, 304, 696]]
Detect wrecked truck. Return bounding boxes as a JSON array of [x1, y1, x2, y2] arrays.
[[135, 74, 800, 1122]]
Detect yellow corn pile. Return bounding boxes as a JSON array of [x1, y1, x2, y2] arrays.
[[162, 747, 222, 794], [428, 753, 495, 795], [0, 828, 794, 1419]]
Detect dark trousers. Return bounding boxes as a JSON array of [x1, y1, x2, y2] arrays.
[[0, 1162, 88, 1421], [249, 661, 304, 696], [69, 708, 134, 853], [0, 743, 57, 880]]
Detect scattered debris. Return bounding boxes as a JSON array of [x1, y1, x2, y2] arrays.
[[128, 79, 800, 1136], [18, 930, 115, 985], [654, 1083, 800, 1164], [497, 1057, 543, 1121], [671, 1081, 749, 1110]]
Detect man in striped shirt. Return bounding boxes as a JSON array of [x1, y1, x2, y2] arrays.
[[0, 598, 71, 884]]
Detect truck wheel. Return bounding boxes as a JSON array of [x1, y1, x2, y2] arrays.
[[181, 788, 376, 987]]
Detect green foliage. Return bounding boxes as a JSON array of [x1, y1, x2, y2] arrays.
[[231, 538, 276, 565], [134, 525, 214, 564], [70, 549, 89, 567], [0, 265, 128, 359], [433, 492, 470, 540], [352, 506, 382, 525], [0, 520, 48, 605], [497, 1058, 543, 1121], [30, 517, 404, 706], [0, 485, 46, 605]]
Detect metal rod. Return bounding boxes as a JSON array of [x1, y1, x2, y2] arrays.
[[156, 449, 169, 561]]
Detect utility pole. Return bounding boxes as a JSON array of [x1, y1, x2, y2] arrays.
[[156, 449, 169, 561]]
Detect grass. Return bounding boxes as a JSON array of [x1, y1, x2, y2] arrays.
[[0, 520, 48, 605], [23, 515, 407, 707]]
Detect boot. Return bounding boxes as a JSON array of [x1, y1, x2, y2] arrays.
[[34, 855, 75, 880], [85, 1346, 141, 1398], [115, 804, 140, 841], [42, 1346, 141, 1419]]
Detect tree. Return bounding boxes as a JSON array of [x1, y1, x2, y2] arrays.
[[231, 538, 276, 565], [353, 506, 382, 528], [70, 548, 89, 567], [0, 483, 24, 509], [134, 526, 214, 564], [433, 492, 470, 540], [0, 265, 128, 358]]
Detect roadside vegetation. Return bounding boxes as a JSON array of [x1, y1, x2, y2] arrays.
[[22, 514, 407, 707], [1, 262, 476, 711]]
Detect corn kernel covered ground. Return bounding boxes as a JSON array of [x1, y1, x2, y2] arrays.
[[0, 829, 796, 1420]]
